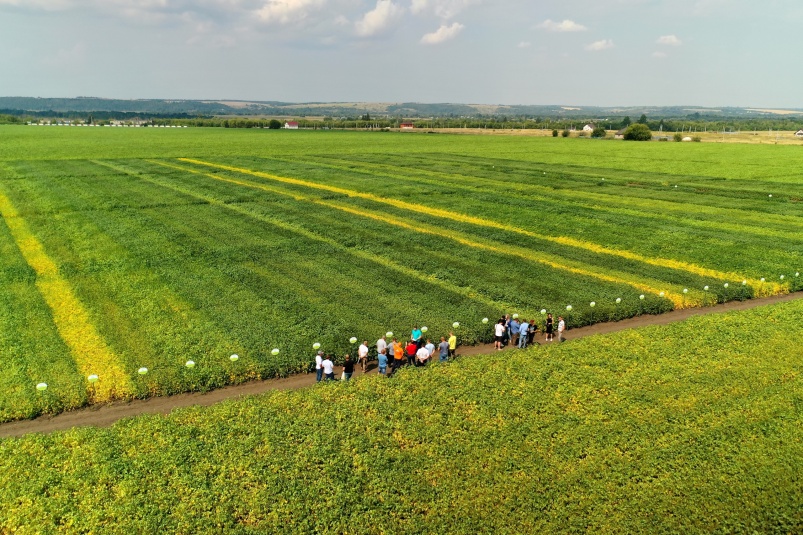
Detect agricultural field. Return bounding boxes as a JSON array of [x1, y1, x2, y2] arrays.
[[0, 299, 801, 533], [0, 126, 801, 421]]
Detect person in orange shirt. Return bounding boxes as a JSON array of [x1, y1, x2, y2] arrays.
[[391, 338, 405, 375]]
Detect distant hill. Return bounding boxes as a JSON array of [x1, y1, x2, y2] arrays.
[[2, 97, 802, 119]]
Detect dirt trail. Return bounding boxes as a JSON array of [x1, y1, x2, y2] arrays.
[[1, 292, 800, 439]]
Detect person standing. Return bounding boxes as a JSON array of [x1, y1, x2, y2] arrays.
[[509, 316, 521, 348], [415, 345, 430, 366], [545, 313, 554, 342], [448, 331, 457, 358], [376, 335, 387, 361], [424, 338, 436, 359], [494, 319, 505, 350], [392, 339, 405, 375], [557, 316, 566, 342], [358, 340, 369, 373], [322, 354, 335, 381], [315, 350, 324, 382], [377, 349, 388, 376], [411, 325, 423, 348], [518, 319, 530, 349], [438, 336, 450, 363], [528, 320, 538, 346], [405, 339, 418, 366], [502, 314, 511, 347], [388, 336, 397, 361], [342, 354, 355, 381]]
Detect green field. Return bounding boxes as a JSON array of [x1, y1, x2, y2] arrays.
[[1, 299, 801, 533], [0, 126, 801, 420]]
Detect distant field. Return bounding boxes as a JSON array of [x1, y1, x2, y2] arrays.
[[1, 299, 801, 533], [0, 126, 801, 421]]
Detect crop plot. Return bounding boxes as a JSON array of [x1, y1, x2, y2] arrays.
[[0, 128, 800, 420]]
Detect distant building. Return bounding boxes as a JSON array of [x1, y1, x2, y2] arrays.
[[284, 121, 299, 129], [614, 128, 627, 139], [582, 124, 595, 132], [400, 123, 415, 130], [795, 129, 803, 137]]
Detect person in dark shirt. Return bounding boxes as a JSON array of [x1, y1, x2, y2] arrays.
[[342, 354, 355, 381]]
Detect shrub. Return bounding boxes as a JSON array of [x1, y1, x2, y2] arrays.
[[622, 124, 652, 141], [591, 126, 607, 138], [674, 132, 683, 142], [578, 131, 587, 137], [268, 119, 282, 130], [552, 129, 559, 137], [692, 136, 702, 142], [561, 129, 570, 138]]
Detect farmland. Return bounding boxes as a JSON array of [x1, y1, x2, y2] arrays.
[[0, 126, 802, 421], [0, 299, 801, 533]]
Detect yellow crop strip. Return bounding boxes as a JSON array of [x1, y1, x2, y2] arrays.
[[157, 159, 695, 305], [0, 190, 132, 401], [317, 201, 692, 307], [179, 158, 765, 290], [139, 159, 521, 313]]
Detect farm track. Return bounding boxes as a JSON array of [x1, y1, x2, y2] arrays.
[[1, 290, 800, 439]]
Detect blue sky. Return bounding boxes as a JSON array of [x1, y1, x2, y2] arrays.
[[1, 0, 801, 107]]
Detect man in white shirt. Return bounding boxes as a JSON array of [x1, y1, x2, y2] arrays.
[[315, 350, 324, 382], [321, 355, 335, 380], [415, 345, 430, 366], [557, 316, 566, 342], [358, 341, 369, 372], [376, 336, 387, 359]]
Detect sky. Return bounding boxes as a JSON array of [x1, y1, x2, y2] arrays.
[[0, 0, 801, 107]]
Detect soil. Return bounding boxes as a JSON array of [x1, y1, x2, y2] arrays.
[[1, 291, 800, 439]]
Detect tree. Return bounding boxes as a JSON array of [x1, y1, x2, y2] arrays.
[[561, 129, 570, 138], [268, 119, 282, 129], [673, 132, 683, 142], [552, 129, 559, 137], [638, 114, 648, 125], [591, 126, 607, 138], [623, 124, 652, 141], [621, 116, 632, 127]]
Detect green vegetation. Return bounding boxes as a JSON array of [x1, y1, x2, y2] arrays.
[[623, 124, 653, 141], [0, 126, 801, 421], [1, 299, 801, 533]]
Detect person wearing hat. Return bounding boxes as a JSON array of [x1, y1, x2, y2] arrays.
[[315, 350, 324, 382]]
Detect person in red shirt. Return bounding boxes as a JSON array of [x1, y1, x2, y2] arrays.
[[405, 340, 417, 366]]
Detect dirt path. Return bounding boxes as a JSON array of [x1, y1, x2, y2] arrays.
[[1, 291, 800, 439]]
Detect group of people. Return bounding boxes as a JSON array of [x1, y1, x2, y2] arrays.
[[493, 313, 565, 350], [314, 327, 458, 382], [314, 314, 566, 382]]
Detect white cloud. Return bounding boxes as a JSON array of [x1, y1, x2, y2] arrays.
[[420, 22, 463, 44], [355, 0, 404, 37], [410, 0, 479, 19], [657, 34, 682, 46], [538, 19, 587, 32], [517, 41, 530, 48], [585, 39, 614, 51], [254, 0, 326, 25]]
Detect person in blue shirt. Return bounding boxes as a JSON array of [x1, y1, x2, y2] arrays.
[[518, 319, 530, 348], [508, 317, 520, 347], [377, 349, 388, 376]]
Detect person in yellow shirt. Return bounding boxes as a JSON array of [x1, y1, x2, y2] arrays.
[[448, 331, 457, 358]]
